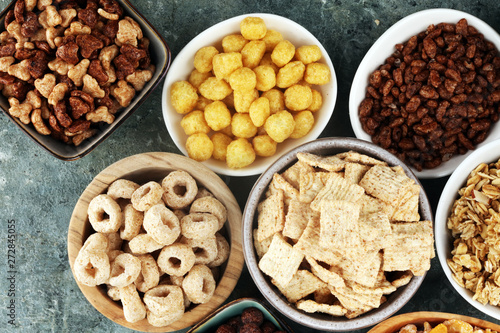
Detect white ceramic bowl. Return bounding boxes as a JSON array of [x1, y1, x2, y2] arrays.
[[349, 8, 500, 179], [435, 138, 500, 321], [162, 13, 337, 177]]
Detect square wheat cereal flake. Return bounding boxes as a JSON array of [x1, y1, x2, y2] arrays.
[[297, 152, 347, 171], [344, 163, 371, 184], [281, 161, 314, 190], [283, 199, 318, 241], [266, 173, 299, 206], [253, 228, 272, 259], [319, 200, 361, 249], [306, 256, 345, 288], [296, 299, 347, 316], [299, 171, 332, 204], [310, 173, 365, 211], [336, 151, 388, 166], [257, 189, 285, 242], [272, 269, 324, 303]]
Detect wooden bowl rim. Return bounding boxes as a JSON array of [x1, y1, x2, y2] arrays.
[[67, 152, 244, 332]]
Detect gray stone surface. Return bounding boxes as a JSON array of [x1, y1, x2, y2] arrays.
[[0, 0, 499, 332]]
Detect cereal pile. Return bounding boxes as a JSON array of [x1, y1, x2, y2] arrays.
[[73, 170, 230, 327], [1, 0, 153, 145], [359, 18, 500, 171], [254, 151, 434, 318], [447, 158, 500, 306], [397, 319, 498, 333], [214, 307, 285, 333], [170, 16, 331, 169]]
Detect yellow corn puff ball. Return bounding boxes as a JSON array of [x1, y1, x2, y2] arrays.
[[259, 53, 279, 73], [198, 77, 232, 101], [241, 40, 266, 69], [261, 88, 284, 114], [189, 69, 212, 90], [222, 34, 248, 53], [253, 134, 277, 157], [240, 17, 267, 40], [295, 45, 322, 65], [194, 46, 219, 73], [186, 133, 213, 161], [180, 110, 211, 135], [211, 132, 233, 161], [284, 84, 312, 111], [290, 110, 314, 139], [271, 40, 295, 67], [212, 52, 243, 81], [304, 62, 331, 85], [262, 29, 284, 52], [249, 97, 270, 127], [196, 95, 213, 111], [264, 110, 295, 143], [309, 88, 323, 112], [276, 61, 305, 88], [231, 113, 258, 138], [254, 65, 276, 92], [204, 101, 232, 131], [234, 89, 259, 113], [229, 67, 257, 91], [226, 138, 256, 169], [170, 81, 198, 114]]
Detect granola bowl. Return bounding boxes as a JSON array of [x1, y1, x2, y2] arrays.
[[0, 0, 171, 161], [435, 138, 500, 321], [242, 137, 433, 331]]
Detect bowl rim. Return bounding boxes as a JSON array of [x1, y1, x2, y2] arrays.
[[435, 138, 500, 321], [161, 12, 337, 177], [0, 0, 171, 161], [67, 152, 244, 332], [348, 7, 500, 179], [242, 137, 432, 331]]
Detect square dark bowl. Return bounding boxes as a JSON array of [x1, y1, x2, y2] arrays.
[[0, 0, 171, 160]]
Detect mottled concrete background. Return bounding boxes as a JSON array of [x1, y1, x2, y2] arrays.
[[1, 0, 500, 332]]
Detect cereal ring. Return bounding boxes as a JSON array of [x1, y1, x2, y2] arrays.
[[143, 204, 181, 246], [119, 284, 146, 323], [107, 284, 121, 301], [194, 187, 214, 200], [134, 254, 160, 293], [131, 181, 164, 212], [107, 179, 140, 200], [128, 234, 164, 255], [120, 204, 144, 241], [180, 213, 219, 240], [157, 243, 196, 277], [161, 170, 198, 209], [144, 285, 184, 318], [80, 232, 109, 254], [74, 251, 110, 286], [105, 232, 122, 252], [88, 194, 123, 233], [147, 307, 184, 328], [181, 236, 218, 265], [190, 196, 227, 230], [208, 233, 230, 268], [182, 264, 216, 304], [109, 253, 142, 288]]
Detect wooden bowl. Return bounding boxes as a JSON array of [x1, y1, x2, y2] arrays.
[[67, 152, 244, 332], [368, 311, 500, 333]]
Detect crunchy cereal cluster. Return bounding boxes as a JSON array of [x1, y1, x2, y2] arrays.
[[73, 170, 230, 327], [170, 16, 331, 169], [397, 319, 498, 333], [1, 0, 154, 145], [447, 158, 500, 306]]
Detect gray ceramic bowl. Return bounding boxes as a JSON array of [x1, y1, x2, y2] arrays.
[[242, 137, 433, 331], [0, 0, 171, 160]]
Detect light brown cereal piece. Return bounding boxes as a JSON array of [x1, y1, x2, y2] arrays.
[[194, 187, 214, 200], [181, 235, 218, 265], [39, 5, 62, 28], [107, 285, 121, 301], [276, 61, 305, 88], [344, 163, 371, 184], [253, 134, 277, 157], [358, 211, 392, 252], [229, 67, 257, 91], [144, 285, 184, 320], [226, 138, 255, 169], [335, 251, 383, 288], [290, 110, 314, 139], [240, 17, 267, 40], [116, 17, 142, 47], [253, 229, 272, 259], [232, 113, 258, 138], [211, 132, 232, 161], [241, 40, 266, 69], [47, 82, 69, 106], [198, 76, 232, 101], [162, 170, 198, 209], [309, 88, 323, 112], [383, 240, 433, 276], [297, 152, 347, 171], [0, 56, 15, 72], [134, 254, 160, 293], [170, 80, 198, 114], [330, 284, 383, 311], [282, 199, 316, 241], [86, 106, 114, 124], [266, 173, 300, 205], [181, 110, 210, 135], [68, 59, 90, 87], [261, 88, 284, 114], [8, 98, 32, 124], [34, 73, 56, 99], [83, 74, 106, 98], [273, 270, 324, 303], [111, 80, 135, 107], [234, 88, 259, 113], [295, 45, 322, 65], [194, 46, 219, 73], [157, 243, 196, 276], [120, 204, 143, 241], [259, 233, 304, 286], [264, 110, 295, 143], [310, 173, 365, 211], [390, 271, 414, 288], [128, 234, 164, 254], [88, 194, 123, 233], [284, 84, 312, 111], [297, 299, 347, 316], [304, 62, 331, 85], [306, 256, 345, 288], [109, 253, 142, 288], [189, 196, 227, 230], [299, 172, 333, 205], [391, 183, 421, 222], [131, 181, 164, 212], [108, 179, 140, 200], [126, 69, 153, 91], [254, 65, 276, 92], [189, 69, 212, 90], [222, 34, 248, 53], [31, 108, 51, 135], [208, 233, 230, 268], [186, 133, 214, 161], [271, 40, 295, 67], [8, 59, 31, 81], [119, 284, 146, 323], [281, 161, 314, 191], [73, 129, 97, 146], [204, 101, 231, 131], [319, 200, 361, 250], [80, 233, 109, 255], [212, 52, 243, 81], [143, 204, 181, 246], [182, 264, 216, 304], [97, 8, 119, 20], [262, 29, 284, 52], [249, 96, 270, 127], [74, 251, 110, 286], [181, 213, 218, 240]]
